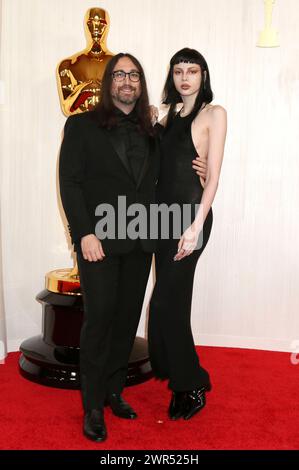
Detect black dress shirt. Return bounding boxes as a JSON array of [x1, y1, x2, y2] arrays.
[[114, 107, 148, 184]]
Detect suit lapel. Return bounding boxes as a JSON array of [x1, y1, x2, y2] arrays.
[[103, 127, 134, 180], [136, 137, 151, 189], [137, 137, 156, 188]]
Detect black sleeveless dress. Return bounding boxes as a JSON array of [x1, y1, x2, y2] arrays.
[[148, 111, 213, 392]]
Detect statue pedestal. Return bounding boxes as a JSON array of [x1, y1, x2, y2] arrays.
[[19, 288, 152, 389]]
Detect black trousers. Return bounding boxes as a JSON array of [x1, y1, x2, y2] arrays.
[[77, 240, 152, 411], [148, 208, 213, 392]]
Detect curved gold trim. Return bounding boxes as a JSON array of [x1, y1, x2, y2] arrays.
[[46, 268, 82, 296]]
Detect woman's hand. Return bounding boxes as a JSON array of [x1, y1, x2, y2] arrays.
[[192, 156, 207, 181], [174, 222, 202, 261], [149, 105, 159, 125], [81, 234, 105, 262]]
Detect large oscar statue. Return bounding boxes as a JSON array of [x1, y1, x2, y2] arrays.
[[19, 7, 152, 389], [57, 7, 114, 115]]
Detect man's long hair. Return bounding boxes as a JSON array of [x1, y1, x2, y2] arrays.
[[162, 48, 214, 129], [92, 52, 154, 136]]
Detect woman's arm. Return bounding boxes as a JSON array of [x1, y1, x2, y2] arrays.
[[158, 114, 168, 127], [196, 105, 227, 224], [174, 105, 227, 260]]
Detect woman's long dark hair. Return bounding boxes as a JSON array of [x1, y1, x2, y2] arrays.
[[162, 48, 214, 128], [92, 52, 154, 136]]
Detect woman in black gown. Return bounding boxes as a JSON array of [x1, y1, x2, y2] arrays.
[[148, 48, 227, 420]]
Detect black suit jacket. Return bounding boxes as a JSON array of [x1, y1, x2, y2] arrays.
[[59, 111, 160, 255]]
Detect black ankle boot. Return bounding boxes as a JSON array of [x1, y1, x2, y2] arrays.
[[168, 391, 187, 420], [183, 386, 209, 420]]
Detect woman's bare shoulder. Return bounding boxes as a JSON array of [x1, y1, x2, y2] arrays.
[[194, 104, 226, 126], [203, 105, 227, 132], [207, 104, 227, 117]]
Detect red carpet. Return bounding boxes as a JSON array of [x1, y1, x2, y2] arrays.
[[0, 347, 298, 450]]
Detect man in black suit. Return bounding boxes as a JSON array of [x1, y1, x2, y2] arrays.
[[59, 52, 206, 442], [59, 53, 160, 442]]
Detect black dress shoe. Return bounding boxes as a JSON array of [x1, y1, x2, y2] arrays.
[[83, 409, 107, 442], [183, 385, 210, 420], [168, 391, 187, 420], [106, 393, 137, 419]]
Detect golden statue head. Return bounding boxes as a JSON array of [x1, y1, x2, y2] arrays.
[[84, 7, 110, 44]]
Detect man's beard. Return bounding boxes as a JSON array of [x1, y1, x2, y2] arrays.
[[112, 86, 139, 105], [117, 96, 137, 105]]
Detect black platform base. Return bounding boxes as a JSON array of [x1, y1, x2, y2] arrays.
[[19, 289, 153, 389]]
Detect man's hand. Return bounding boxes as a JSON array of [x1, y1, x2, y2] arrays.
[[81, 234, 105, 262], [192, 156, 207, 181]]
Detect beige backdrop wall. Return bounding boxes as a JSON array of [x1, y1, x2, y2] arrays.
[[0, 0, 8, 361], [0, 0, 298, 354]]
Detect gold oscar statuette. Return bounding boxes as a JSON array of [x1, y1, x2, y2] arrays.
[[257, 0, 279, 47]]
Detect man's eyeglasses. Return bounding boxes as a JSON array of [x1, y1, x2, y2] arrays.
[[111, 70, 142, 82]]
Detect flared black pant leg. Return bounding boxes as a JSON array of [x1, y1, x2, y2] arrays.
[[148, 208, 213, 392]]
